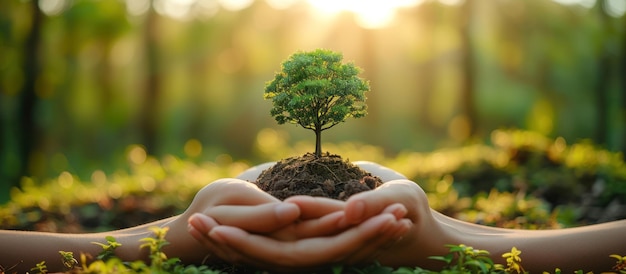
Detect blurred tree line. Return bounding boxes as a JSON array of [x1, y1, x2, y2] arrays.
[[0, 0, 624, 202]]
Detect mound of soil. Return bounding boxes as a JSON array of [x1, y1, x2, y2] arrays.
[[254, 153, 384, 200]]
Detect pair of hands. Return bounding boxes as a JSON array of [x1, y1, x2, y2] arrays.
[[183, 162, 437, 272]]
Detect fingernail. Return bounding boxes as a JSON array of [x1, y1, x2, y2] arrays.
[[394, 205, 408, 220], [187, 214, 201, 229]]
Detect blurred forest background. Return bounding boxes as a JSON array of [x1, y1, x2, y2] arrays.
[[0, 0, 625, 204]]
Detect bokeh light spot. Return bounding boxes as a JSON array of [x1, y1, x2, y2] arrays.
[[184, 139, 203, 158], [128, 145, 147, 165]]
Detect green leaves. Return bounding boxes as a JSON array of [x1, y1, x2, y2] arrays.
[[264, 49, 369, 156], [91, 235, 122, 261], [429, 244, 497, 274]]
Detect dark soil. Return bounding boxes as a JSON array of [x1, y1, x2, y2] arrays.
[[254, 153, 384, 200]]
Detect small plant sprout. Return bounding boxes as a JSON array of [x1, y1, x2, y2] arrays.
[[501, 246, 525, 274], [264, 49, 369, 157], [429, 244, 495, 273], [59, 251, 78, 269], [29, 261, 48, 274], [610, 254, 626, 273], [91, 235, 122, 261]]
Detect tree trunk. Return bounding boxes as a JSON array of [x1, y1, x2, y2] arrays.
[[621, 12, 626, 156], [16, 0, 43, 182], [594, 1, 612, 147], [315, 128, 322, 158], [140, 2, 160, 155], [459, 0, 477, 138]]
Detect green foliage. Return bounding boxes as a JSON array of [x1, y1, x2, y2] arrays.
[[0, 145, 248, 231], [91, 235, 122, 261], [29, 261, 48, 274], [265, 49, 369, 157], [428, 244, 496, 274], [609, 254, 626, 274], [59, 251, 79, 270], [138, 227, 181, 273], [396, 129, 626, 226], [49, 227, 224, 274]]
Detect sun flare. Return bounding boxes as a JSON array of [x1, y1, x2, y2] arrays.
[[305, 0, 422, 29]]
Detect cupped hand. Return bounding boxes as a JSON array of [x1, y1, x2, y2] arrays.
[[185, 162, 433, 271], [186, 181, 411, 271], [341, 179, 452, 269], [191, 208, 411, 272]]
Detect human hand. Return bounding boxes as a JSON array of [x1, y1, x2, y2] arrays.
[[190, 203, 411, 272], [184, 178, 350, 241], [185, 162, 422, 271], [165, 177, 350, 264], [201, 179, 444, 270], [340, 179, 452, 269]]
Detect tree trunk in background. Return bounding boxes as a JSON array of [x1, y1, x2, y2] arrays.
[[459, 0, 477, 138], [595, 1, 611, 147], [140, 2, 160, 155], [16, 0, 42, 183], [621, 14, 626, 156], [415, 4, 437, 133]]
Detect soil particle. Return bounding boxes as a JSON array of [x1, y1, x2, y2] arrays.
[[254, 153, 384, 200]]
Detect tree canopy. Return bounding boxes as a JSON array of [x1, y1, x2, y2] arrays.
[[264, 49, 369, 157]]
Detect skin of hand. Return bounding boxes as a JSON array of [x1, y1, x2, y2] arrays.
[[186, 161, 417, 271], [160, 178, 372, 264], [192, 180, 431, 271]]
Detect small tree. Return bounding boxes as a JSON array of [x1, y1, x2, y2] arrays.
[[264, 49, 369, 157]]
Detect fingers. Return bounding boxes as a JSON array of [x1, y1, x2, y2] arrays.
[[344, 180, 426, 225], [188, 214, 254, 266], [253, 211, 347, 242], [284, 195, 345, 219], [191, 206, 346, 241], [341, 218, 412, 265], [205, 213, 407, 269], [205, 203, 300, 234]]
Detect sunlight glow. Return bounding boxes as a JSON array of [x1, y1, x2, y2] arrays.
[[152, 0, 250, 20], [438, 0, 464, 6], [551, 0, 596, 9], [125, 0, 150, 16], [605, 0, 626, 17], [154, 0, 196, 19], [38, 0, 68, 16], [218, 0, 254, 11], [265, 0, 299, 10], [305, 0, 422, 29]]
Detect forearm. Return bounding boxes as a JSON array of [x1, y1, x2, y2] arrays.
[[0, 217, 178, 273], [0, 229, 147, 273], [449, 217, 626, 272]]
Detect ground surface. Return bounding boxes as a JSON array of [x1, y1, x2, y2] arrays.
[[254, 153, 383, 200]]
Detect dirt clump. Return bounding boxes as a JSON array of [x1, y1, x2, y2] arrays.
[[254, 153, 383, 200]]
